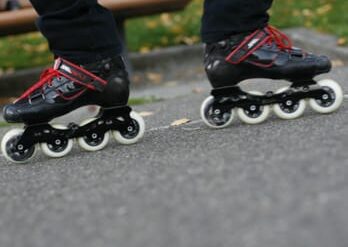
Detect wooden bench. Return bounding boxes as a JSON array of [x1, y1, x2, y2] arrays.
[[0, 0, 192, 36]]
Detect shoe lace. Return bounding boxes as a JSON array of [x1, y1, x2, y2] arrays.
[[265, 25, 293, 51], [16, 68, 61, 102]]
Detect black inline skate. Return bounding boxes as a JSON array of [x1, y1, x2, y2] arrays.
[[1, 57, 145, 163], [201, 25, 344, 128]]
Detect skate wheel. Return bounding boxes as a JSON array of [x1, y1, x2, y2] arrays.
[[1, 128, 37, 164], [237, 91, 270, 124], [40, 124, 73, 158], [113, 111, 145, 145], [200, 96, 235, 129], [309, 79, 344, 114], [77, 118, 110, 152], [273, 87, 306, 120]]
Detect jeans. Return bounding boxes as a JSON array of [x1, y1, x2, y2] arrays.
[[29, 0, 273, 64]]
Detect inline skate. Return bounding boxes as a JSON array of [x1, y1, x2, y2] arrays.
[[1, 57, 145, 163], [201, 25, 344, 128]]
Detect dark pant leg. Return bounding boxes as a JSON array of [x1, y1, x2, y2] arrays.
[[29, 0, 122, 64], [201, 0, 273, 43]]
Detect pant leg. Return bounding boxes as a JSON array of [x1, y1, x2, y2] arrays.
[[29, 0, 122, 64], [201, 0, 273, 43]]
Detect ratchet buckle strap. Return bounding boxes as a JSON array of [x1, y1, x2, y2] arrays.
[[225, 29, 269, 65]]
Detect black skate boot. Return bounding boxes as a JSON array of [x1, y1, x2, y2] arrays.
[[201, 25, 344, 128], [1, 57, 145, 163]]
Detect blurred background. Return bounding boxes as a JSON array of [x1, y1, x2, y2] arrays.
[[0, 0, 347, 73]]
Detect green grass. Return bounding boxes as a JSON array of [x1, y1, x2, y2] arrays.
[[128, 96, 162, 106], [0, 0, 347, 71], [0, 122, 14, 128], [271, 0, 348, 42]]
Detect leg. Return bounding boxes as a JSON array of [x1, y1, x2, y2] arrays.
[[29, 0, 123, 64], [202, 0, 273, 43]]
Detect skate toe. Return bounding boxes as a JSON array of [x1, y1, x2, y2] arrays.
[[3, 104, 23, 123], [316, 55, 331, 73]]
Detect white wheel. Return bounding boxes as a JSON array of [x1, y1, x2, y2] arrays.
[[237, 91, 271, 124], [113, 111, 145, 145], [40, 124, 73, 158], [273, 87, 306, 120], [200, 96, 235, 129], [1, 128, 37, 164], [77, 118, 110, 152], [309, 79, 344, 114]]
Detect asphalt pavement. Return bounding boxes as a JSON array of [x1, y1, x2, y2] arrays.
[[0, 66, 347, 247]]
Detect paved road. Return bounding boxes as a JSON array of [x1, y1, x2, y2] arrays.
[[0, 66, 347, 247]]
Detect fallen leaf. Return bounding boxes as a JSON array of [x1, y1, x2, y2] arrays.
[[192, 87, 205, 94], [331, 59, 344, 67], [140, 46, 151, 54], [337, 38, 347, 46], [171, 118, 191, 127], [146, 72, 163, 84], [316, 4, 332, 15], [139, 111, 154, 117], [0, 97, 16, 105], [165, 81, 178, 87]]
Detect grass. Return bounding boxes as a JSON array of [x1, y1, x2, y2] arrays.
[[0, 0, 347, 71], [0, 122, 14, 128], [128, 96, 162, 106]]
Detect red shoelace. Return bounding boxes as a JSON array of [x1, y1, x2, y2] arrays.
[[15, 68, 62, 103], [265, 25, 293, 51]]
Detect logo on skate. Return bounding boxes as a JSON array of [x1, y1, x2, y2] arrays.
[[61, 64, 72, 74], [248, 38, 260, 49]]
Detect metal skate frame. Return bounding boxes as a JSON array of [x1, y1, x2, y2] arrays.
[[10, 106, 134, 154], [210, 79, 331, 112]]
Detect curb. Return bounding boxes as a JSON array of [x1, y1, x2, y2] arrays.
[[0, 44, 204, 97], [284, 28, 348, 63], [1, 28, 348, 97]]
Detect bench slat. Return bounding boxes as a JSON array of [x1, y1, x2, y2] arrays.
[[0, 0, 191, 36]]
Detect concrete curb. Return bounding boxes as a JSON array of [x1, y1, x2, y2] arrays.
[[285, 28, 348, 63], [0, 44, 204, 97], [0, 27, 347, 96]]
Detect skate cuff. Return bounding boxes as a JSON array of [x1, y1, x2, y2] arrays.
[[225, 29, 269, 65], [54, 58, 107, 92]]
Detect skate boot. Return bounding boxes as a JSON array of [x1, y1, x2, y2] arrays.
[[1, 57, 145, 163], [201, 25, 344, 128]]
